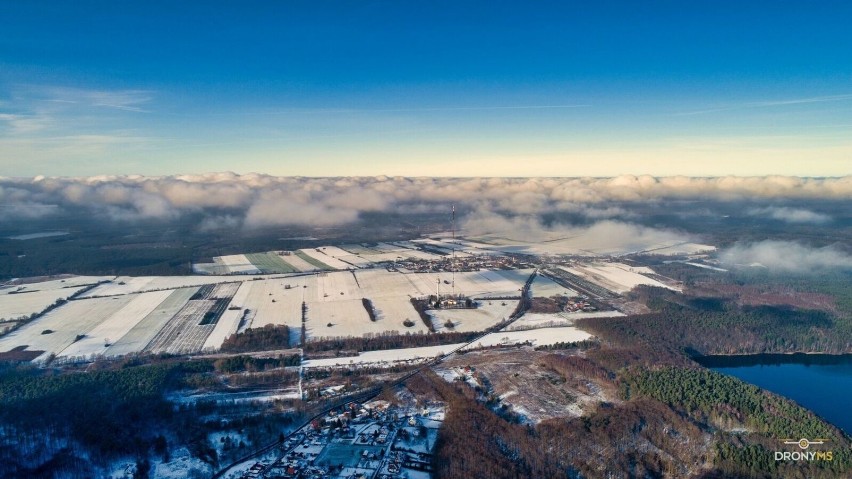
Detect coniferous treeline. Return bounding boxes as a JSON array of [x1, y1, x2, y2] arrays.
[[220, 324, 291, 353], [213, 354, 300, 373], [582, 286, 848, 355]]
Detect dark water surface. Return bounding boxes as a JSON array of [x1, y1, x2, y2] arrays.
[[697, 354, 852, 435]]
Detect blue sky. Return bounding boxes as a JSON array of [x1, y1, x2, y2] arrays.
[[1, 1, 851, 177]]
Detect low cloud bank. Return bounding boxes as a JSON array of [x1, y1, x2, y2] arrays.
[[746, 206, 831, 224], [720, 241, 852, 272], [0, 174, 849, 228]]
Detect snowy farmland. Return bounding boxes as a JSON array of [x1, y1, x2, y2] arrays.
[[558, 263, 679, 294], [428, 299, 518, 333], [463, 326, 592, 350], [0, 295, 134, 362], [303, 343, 467, 369], [530, 274, 577, 298]]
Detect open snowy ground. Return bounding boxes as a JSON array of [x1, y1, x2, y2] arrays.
[[463, 326, 592, 349], [57, 290, 174, 360], [560, 263, 678, 294], [428, 299, 518, 332], [220, 254, 262, 274], [0, 295, 134, 361], [530, 274, 577, 298], [303, 343, 466, 368]]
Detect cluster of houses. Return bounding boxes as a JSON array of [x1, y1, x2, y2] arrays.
[[240, 400, 440, 479]]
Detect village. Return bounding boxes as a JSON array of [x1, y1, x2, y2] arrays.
[[238, 399, 442, 479]]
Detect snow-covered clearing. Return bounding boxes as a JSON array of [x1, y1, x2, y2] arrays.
[[234, 278, 305, 341], [202, 281, 253, 351], [506, 311, 625, 330], [299, 248, 350, 269], [107, 287, 198, 357], [57, 290, 173, 360], [463, 326, 592, 349], [530, 274, 577, 298], [79, 275, 275, 297], [0, 296, 134, 361], [309, 271, 362, 301], [220, 254, 262, 274], [303, 343, 466, 368], [369, 297, 431, 334], [145, 283, 239, 355], [307, 299, 379, 339], [0, 286, 88, 320], [335, 254, 374, 268], [429, 299, 518, 332], [564, 263, 678, 293], [277, 252, 320, 272]]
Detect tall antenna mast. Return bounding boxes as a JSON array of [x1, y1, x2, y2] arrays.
[[451, 204, 456, 298]]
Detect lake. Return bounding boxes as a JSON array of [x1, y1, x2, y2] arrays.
[[697, 354, 852, 435]]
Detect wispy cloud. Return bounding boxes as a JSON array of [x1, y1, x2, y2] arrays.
[[677, 93, 852, 116]]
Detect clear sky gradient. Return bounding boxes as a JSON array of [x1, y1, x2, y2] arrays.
[[1, 1, 851, 177]]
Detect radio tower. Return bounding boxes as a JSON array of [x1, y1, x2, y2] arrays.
[[451, 204, 456, 299]]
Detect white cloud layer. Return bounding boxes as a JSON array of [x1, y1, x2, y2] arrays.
[[720, 241, 852, 272], [0, 174, 849, 227], [746, 206, 831, 224]]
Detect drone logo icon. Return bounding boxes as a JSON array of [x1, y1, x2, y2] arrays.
[[782, 438, 827, 450]]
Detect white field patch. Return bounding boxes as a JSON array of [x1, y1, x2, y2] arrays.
[[0, 286, 88, 320], [0, 296, 134, 361], [277, 252, 320, 272], [220, 254, 262, 274], [506, 310, 625, 330], [338, 244, 375, 255], [236, 278, 305, 339], [303, 343, 466, 368], [569, 263, 678, 293], [79, 275, 272, 297], [369, 297, 431, 334], [334, 254, 374, 268], [307, 299, 377, 340], [355, 269, 431, 298], [315, 245, 358, 258], [299, 248, 350, 270], [463, 326, 592, 349], [429, 299, 518, 333], [202, 281, 254, 351], [106, 287, 198, 357], [309, 271, 363, 302], [530, 274, 577, 298], [57, 290, 173, 360]]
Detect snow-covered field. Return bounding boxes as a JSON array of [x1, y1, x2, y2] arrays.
[[0, 287, 85, 320], [560, 263, 678, 294], [369, 297, 431, 334], [300, 248, 352, 270], [0, 276, 111, 320], [107, 287, 198, 357], [219, 254, 262, 274], [303, 343, 466, 368], [277, 252, 320, 272], [506, 311, 625, 330], [202, 281, 253, 351], [232, 278, 305, 342], [428, 299, 518, 332], [0, 296, 134, 361], [57, 290, 174, 360], [463, 326, 592, 349], [530, 274, 577, 298], [80, 275, 285, 297]]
